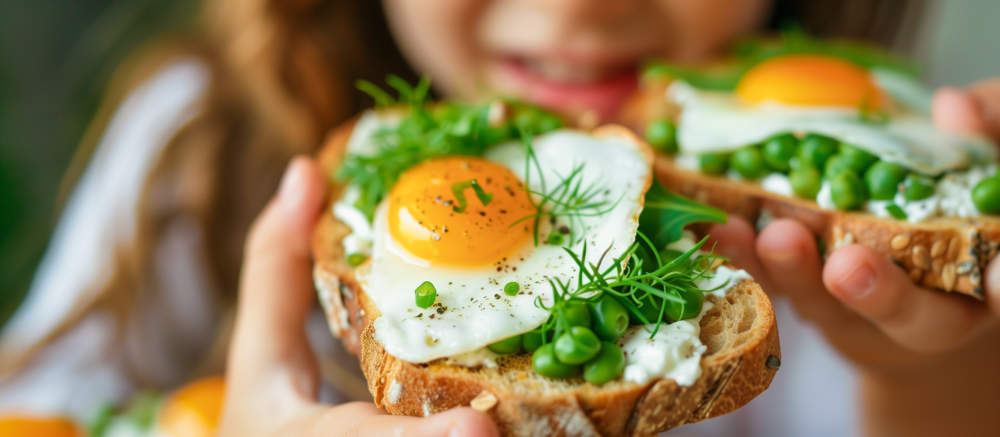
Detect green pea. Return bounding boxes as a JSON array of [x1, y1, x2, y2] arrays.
[[762, 133, 798, 172], [731, 147, 767, 179], [582, 342, 626, 385], [823, 154, 854, 179], [503, 281, 520, 296], [839, 144, 878, 173], [628, 296, 662, 325], [797, 133, 839, 169], [645, 119, 678, 153], [829, 171, 868, 211], [864, 161, 907, 200], [414, 281, 436, 309], [487, 335, 523, 355], [564, 300, 592, 328], [346, 253, 367, 267], [589, 295, 629, 341], [789, 167, 822, 199], [662, 287, 705, 322], [522, 330, 545, 353], [554, 326, 602, 365], [532, 343, 578, 378], [972, 177, 1000, 214], [699, 153, 730, 175], [902, 174, 935, 201]]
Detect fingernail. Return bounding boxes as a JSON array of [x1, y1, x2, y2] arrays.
[[839, 262, 876, 299]]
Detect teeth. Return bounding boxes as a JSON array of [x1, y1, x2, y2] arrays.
[[524, 59, 603, 83]]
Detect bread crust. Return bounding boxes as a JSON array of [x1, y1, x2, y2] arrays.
[[620, 81, 1000, 299], [311, 114, 780, 436], [652, 156, 1000, 299]]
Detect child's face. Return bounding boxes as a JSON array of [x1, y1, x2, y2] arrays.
[[384, 0, 769, 120]]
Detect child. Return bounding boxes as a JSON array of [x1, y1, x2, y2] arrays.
[[4, 1, 998, 436]]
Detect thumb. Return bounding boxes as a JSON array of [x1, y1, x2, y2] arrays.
[[226, 156, 327, 414]]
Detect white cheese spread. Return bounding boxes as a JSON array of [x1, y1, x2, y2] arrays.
[[619, 302, 713, 386]]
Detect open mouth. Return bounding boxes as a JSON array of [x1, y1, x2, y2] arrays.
[[492, 55, 640, 121]]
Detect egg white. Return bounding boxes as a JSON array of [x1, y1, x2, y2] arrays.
[[669, 79, 996, 175], [355, 128, 652, 363]]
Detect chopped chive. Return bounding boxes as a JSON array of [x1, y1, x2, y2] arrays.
[[415, 281, 437, 309], [451, 179, 493, 213], [504, 281, 520, 296], [546, 232, 565, 246], [886, 203, 908, 220], [347, 253, 366, 267]]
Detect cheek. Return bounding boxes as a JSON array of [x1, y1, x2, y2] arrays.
[[383, 0, 488, 98]]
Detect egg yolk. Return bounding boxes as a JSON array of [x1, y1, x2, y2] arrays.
[[388, 157, 536, 266], [157, 376, 225, 437], [0, 415, 82, 437], [736, 54, 883, 110]]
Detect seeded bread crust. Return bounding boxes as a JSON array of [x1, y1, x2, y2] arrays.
[[311, 115, 780, 436], [621, 81, 1000, 299]]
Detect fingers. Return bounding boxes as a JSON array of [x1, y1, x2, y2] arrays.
[[227, 156, 327, 402], [307, 404, 498, 437], [932, 87, 989, 135], [823, 245, 991, 353], [754, 219, 844, 324], [706, 217, 769, 287], [933, 81, 1000, 141]]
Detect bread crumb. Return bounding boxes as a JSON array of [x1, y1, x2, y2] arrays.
[[470, 391, 498, 411]]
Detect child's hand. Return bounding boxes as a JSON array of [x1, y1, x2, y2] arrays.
[[218, 157, 498, 437], [705, 82, 1000, 436]]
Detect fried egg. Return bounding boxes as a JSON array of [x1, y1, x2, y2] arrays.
[[670, 54, 996, 175], [351, 124, 653, 363]]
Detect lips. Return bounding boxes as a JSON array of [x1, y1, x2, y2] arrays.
[[492, 55, 640, 122]]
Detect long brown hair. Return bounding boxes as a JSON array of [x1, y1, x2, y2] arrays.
[[10, 0, 923, 386]]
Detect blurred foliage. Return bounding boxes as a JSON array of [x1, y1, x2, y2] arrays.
[[0, 0, 199, 327]]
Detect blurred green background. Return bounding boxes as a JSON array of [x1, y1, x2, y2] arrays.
[[0, 0, 198, 323], [0, 0, 998, 327]]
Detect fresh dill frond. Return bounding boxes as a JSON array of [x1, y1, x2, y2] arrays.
[[512, 132, 623, 246], [531, 231, 727, 341], [337, 77, 563, 219]]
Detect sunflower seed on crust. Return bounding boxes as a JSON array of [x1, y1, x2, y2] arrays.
[[470, 390, 498, 411], [890, 234, 910, 250]]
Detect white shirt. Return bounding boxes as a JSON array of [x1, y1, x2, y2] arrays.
[[0, 60, 859, 436]]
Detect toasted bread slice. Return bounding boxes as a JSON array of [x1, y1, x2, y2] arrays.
[[311, 115, 780, 436], [620, 80, 1000, 299]]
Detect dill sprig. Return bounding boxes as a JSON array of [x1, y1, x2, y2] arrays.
[[338, 76, 563, 219], [511, 133, 623, 247], [530, 232, 725, 341]]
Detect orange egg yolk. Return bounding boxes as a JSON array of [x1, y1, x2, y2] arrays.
[[736, 54, 884, 110], [157, 376, 225, 437], [387, 157, 536, 267], [0, 415, 82, 437]]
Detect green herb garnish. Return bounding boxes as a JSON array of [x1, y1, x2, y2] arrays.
[[504, 281, 520, 296], [415, 281, 437, 309], [639, 181, 727, 248], [338, 77, 562, 220], [346, 253, 367, 267], [450, 179, 493, 213], [885, 203, 908, 220], [512, 133, 622, 246]]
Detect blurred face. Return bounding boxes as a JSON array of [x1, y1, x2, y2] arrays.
[[383, 0, 770, 120]]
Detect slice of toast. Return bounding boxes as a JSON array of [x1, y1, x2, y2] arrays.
[[620, 80, 1000, 299], [311, 115, 780, 436]]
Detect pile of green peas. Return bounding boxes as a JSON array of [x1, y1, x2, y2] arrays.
[[487, 295, 631, 385], [691, 132, 957, 212]]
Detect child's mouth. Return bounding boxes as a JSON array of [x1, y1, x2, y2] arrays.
[[491, 54, 639, 122]]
